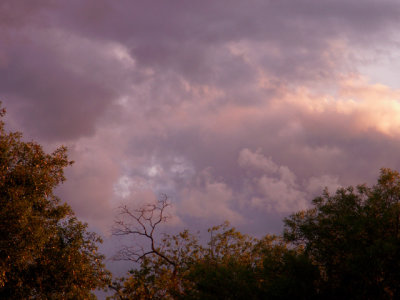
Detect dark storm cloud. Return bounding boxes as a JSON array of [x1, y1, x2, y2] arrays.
[[1, 0, 400, 232], [0, 40, 115, 140], [46, 0, 400, 87]]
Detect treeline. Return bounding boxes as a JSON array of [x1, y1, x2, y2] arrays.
[[1, 105, 400, 299], [109, 169, 400, 300]]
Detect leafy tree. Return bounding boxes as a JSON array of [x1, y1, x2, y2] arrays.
[[0, 106, 110, 299], [182, 222, 265, 300], [185, 224, 318, 300], [110, 197, 200, 299], [111, 166, 400, 299], [284, 168, 400, 299], [110, 200, 317, 300]]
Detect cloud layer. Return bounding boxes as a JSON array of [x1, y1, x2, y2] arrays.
[[2, 1, 400, 236]]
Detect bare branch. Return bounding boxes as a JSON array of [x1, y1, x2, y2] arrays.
[[112, 195, 176, 267]]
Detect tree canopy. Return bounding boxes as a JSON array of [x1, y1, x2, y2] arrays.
[[110, 199, 317, 299], [0, 106, 110, 299], [284, 168, 400, 299], [111, 169, 400, 300]]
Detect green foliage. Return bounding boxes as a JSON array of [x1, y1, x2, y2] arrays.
[[0, 106, 110, 299], [110, 229, 202, 300], [183, 223, 265, 300], [260, 247, 318, 300], [111, 221, 317, 300], [284, 168, 400, 299], [185, 224, 318, 300], [111, 158, 400, 299]]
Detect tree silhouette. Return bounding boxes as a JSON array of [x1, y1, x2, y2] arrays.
[[0, 105, 110, 299]]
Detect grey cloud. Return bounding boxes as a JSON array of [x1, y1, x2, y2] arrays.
[[0, 0, 52, 28], [34, 0, 400, 87], [2, 0, 400, 237], [0, 30, 131, 141], [2, 0, 400, 141]]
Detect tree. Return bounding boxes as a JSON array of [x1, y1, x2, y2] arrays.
[[0, 106, 110, 299], [111, 169, 400, 299], [184, 223, 318, 300], [284, 168, 400, 299], [110, 198, 317, 300], [110, 196, 199, 299]]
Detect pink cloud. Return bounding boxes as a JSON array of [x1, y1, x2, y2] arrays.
[[2, 0, 400, 239]]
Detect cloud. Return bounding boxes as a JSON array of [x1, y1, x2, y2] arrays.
[[238, 148, 279, 174], [180, 169, 243, 223], [2, 0, 400, 237], [306, 175, 341, 196], [238, 149, 307, 212]]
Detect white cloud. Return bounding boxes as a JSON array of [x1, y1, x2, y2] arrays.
[[114, 175, 133, 198], [238, 149, 307, 212], [180, 169, 243, 223], [238, 148, 278, 173]]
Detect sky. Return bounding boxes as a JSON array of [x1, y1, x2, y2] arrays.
[[2, 0, 400, 261]]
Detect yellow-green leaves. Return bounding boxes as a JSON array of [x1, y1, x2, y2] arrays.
[[0, 105, 110, 299]]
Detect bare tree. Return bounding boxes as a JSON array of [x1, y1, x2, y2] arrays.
[[112, 195, 176, 267], [111, 195, 204, 298]]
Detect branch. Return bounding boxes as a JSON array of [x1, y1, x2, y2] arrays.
[[112, 195, 175, 266]]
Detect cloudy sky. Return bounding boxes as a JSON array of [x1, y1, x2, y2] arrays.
[[2, 1, 400, 245]]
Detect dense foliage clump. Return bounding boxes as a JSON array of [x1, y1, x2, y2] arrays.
[[0, 106, 109, 299], [111, 169, 400, 300], [285, 168, 400, 299]]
